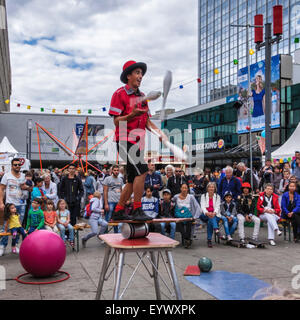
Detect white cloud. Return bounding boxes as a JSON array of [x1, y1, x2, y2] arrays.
[[7, 0, 198, 115]]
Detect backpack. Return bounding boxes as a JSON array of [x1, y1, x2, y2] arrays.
[[84, 202, 92, 219], [174, 206, 193, 218]]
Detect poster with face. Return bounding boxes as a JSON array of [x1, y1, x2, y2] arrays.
[[237, 54, 280, 134]]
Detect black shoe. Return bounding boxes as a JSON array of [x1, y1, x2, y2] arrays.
[[131, 207, 152, 221], [111, 209, 132, 221], [207, 240, 213, 248]]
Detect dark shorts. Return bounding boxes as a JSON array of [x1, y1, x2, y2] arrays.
[[117, 141, 148, 183]]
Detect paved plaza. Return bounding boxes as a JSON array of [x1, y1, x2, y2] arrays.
[[1, 225, 300, 300]]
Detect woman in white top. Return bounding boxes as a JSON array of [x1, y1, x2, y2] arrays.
[[200, 182, 221, 247], [42, 174, 58, 207]]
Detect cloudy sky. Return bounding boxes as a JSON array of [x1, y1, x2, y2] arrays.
[[6, 0, 198, 116]]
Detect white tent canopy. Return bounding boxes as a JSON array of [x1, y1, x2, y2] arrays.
[[272, 123, 300, 160], [0, 136, 18, 154]]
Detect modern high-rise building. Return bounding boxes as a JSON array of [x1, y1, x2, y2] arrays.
[[198, 0, 300, 105], [0, 0, 11, 112]]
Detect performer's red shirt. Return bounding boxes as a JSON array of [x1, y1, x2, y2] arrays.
[[109, 85, 151, 148]]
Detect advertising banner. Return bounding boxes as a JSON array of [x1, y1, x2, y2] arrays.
[[237, 54, 280, 134]]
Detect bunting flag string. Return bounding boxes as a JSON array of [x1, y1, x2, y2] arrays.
[[8, 76, 206, 114]]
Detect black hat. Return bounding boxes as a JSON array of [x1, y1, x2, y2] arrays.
[[120, 60, 147, 84], [224, 191, 233, 198]]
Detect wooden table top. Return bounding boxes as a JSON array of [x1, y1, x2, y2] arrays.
[[99, 233, 180, 249], [110, 218, 194, 224]]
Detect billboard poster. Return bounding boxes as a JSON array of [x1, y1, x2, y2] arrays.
[[237, 54, 280, 134]]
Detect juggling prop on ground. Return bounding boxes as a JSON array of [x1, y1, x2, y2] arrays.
[[16, 230, 70, 284]]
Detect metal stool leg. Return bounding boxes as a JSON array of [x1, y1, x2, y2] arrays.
[[166, 250, 182, 300], [95, 246, 111, 300], [113, 250, 125, 300], [150, 251, 161, 300]]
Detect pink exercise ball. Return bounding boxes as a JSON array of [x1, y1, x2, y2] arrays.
[[19, 230, 66, 277]]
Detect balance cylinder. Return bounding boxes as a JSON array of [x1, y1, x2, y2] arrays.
[[121, 223, 149, 239]]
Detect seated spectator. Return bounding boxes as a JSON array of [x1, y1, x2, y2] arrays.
[[200, 182, 221, 248], [236, 183, 261, 244], [220, 191, 238, 241], [56, 199, 74, 248], [82, 191, 108, 248], [257, 184, 282, 246], [26, 198, 45, 234], [4, 203, 27, 254], [173, 183, 201, 249], [158, 189, 176, 239], [142, 186, 159, 219], [284, 175, 300, 194], [281, 182, 300, 242], [43, 200, 59, 234]]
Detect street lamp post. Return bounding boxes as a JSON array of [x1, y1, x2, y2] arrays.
[[27, 119, 33, 161]]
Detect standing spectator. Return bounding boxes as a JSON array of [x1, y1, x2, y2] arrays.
[[283, 162, 292, 175], [42, 174, 58, 207], [279, 169, 291, 199], [167, 167, 188, 197], [272, 166, 283, 195], [103, 165, 124, 232], [173, 183, 201, 249], [160, 166, 168, 189], [144, 161, 163, 199], [51, 167, 60, 185], [84, 170, 96, 199], [0, 159, 32, 256], [96, 171, 106, 196], [257, 184, 282, 246], [281, 182, 300, 242], [218, 166, 242, 200], [31, 177, 47, 209], [237, 162, 259, 192], [192, 170, 204, 203], [292, 151, 300, 173], [259, 159, 274, 190], [200, 182, 221, 248], [236, 183, 261, 243], [118, 166, 125, 183], [293, 159, 300, 180], [22, 171, 34, 228], [165, 165, 175, 180], [59, 164, 84, 226]]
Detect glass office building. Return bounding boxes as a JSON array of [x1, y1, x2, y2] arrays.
[[198, 0, 300, 105]]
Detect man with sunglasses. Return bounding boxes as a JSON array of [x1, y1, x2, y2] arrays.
[[0, 158, 32, 256], [167, 167, 188, 197]]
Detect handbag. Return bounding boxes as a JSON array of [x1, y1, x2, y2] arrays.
[[174, 206, 193, 219]]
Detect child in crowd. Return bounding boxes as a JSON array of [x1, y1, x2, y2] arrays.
[[158, 189, 176, 239], [142, 186, 159, 232], [220, 191, 238, 241], [82, 191, 108, 248], [142, 186, 159, 219], [26, 198, 45, 234], [43, 200, 59, 234], [56, 199, 74, 247], [4, 203, 27, 254]]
